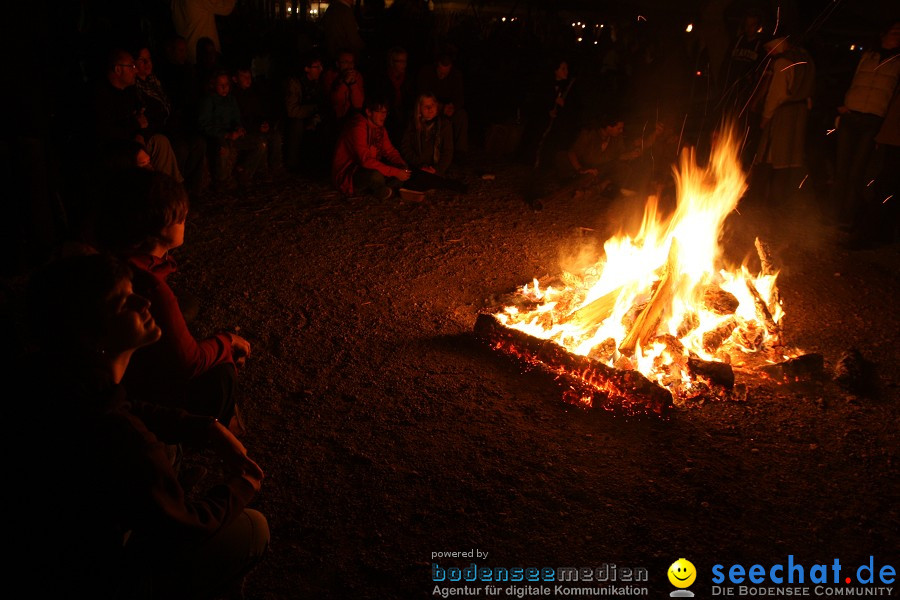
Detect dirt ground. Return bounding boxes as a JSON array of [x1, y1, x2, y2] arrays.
[[173, 154, 899, 599]]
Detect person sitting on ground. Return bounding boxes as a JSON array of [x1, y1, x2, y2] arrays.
[[17, 253, 267, 599], [332, 96, 411, 199], [400, 93, 466, 193], [564, 114, 643, 197], [94, 169, 251, 430], [135, 45, 207, 196], [233, 66, 284, 179], [93, 48, 183, 182], [198, 71, 266, 188], [417, 50, 469, 156], [285, 54, 330, 173], [322, 50, 365, 123]]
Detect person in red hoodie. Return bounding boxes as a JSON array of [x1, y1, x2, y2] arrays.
[[332, 96, 411, 199], [93, 168, 250, 431]]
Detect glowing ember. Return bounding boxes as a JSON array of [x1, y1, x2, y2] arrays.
[[492, 127, 790, 408]]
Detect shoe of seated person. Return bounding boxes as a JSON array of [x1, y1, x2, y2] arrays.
[[399, 187, 426, 202], [375, 187, 393, 201]]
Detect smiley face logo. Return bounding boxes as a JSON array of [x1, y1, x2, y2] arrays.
[[668, 558, 697, 588]]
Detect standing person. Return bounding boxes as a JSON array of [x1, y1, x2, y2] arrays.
[[18, 253, 267, 599], [521, 57, 572, 168], [847, 89, 900, 248], [171, 0, 237, 64], [719, 10, 770, 167], [320, 0, 365, 62], [754, 35, 815, 206], [332, 97, 410, 199], [831, 20, 900, 228]]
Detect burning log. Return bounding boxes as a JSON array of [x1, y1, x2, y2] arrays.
[[619, 243, 680, 356], [474, 314, 673, 415], [676, 312, 700, 338], [759, 353, 824, 382], [754, 236, 784, 312], [688, 357, 735, 389], [745, 278, 782, 344], [587, 337, 617, 363], [702, 286, 739, 315], [561, 287, 621, 326], [702, 317, 737, 354]]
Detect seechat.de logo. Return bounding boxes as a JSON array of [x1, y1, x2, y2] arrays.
[[669, 558, 697, 598]]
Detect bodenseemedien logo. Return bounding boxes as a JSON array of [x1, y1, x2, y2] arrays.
[[669, 558, 697, 597]]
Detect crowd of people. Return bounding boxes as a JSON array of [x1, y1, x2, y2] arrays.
[[5, 1, 899, 598]]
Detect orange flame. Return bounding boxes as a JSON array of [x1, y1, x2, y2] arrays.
[[495, 128, 786, 404]]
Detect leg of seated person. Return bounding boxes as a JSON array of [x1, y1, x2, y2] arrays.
[[185, 362, 237, 424], [146, 134, 184, 183], [264, 129, 284, 173], [172, 133, 207, 196], [285, 118, 304, 171], [151, 508, 270, 600], [452, 108, 469, 154], [234, 135, 266, 182], [405, 170, 466, 193], [352, 168, 387, 195]]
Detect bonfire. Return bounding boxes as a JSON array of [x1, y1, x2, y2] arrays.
[[476, 127, 818, 415]]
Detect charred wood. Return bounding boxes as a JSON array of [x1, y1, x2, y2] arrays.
[[760, 353, 825, 381], [702, 317, 738, 354], [745, 277, 782, 343], [619, 243, 680, 355], [688, 357, 735, 389], [702, 286, 740, 315], [474, 314, 673, 415]]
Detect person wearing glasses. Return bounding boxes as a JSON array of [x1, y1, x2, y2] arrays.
[[93, 49, 183, 183]]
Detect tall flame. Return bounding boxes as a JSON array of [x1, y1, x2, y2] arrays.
[[495, 128, 784, 402]]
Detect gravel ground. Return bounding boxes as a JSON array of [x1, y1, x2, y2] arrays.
[[167, 153, 898, 599]]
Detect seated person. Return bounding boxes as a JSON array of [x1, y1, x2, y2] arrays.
[[198, 71, 265, 188], [134, 45, 206, 196], [93, 48, 183, 182], [322, 50, 365, 123], [17, 253, 268, 598], [285, 54, 331, 173], [400, 93, 466, 193], [564, 114, 643, 197], [93, 169, 251, 429], [417, 50, 469, 155], [332, 96, 411, 200], [233, 66, 284, 178]]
